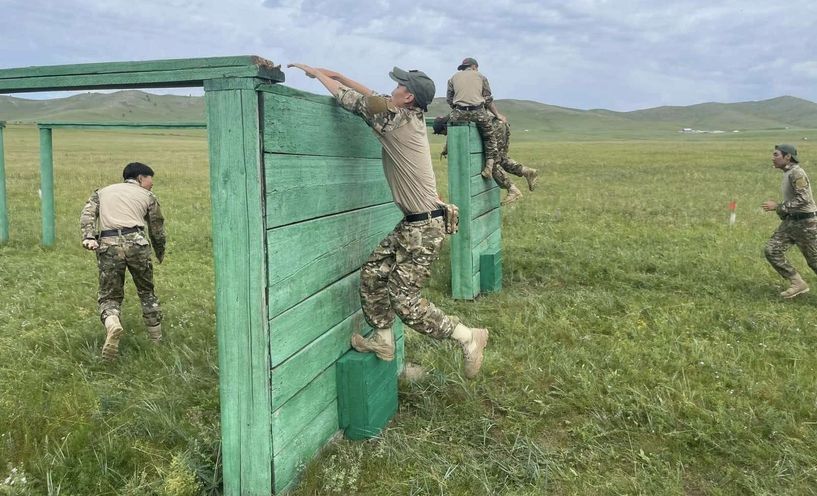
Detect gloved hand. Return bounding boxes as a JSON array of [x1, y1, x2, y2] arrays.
[[82, 238, 99, 251]]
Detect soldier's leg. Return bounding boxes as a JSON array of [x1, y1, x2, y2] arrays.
[[126, 240, 162, 341], [764, 223, 797, 278], [492, 163, 512, 190], [96, 243, 127, 360], [97, 244, 127, 322], [793, 219, 817, 275], [353, 227, 400, 359], [388, 218, 488, 378], [501, 158, 538, 191]]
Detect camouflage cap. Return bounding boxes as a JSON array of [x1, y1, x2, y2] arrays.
[[458, 57, 478, 70], [389, 67, 436, 112], [776, 144, 799, 163]]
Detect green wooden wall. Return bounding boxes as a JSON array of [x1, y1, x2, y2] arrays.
[[447, 122, 502, 299], [260, 84, 405, 493]]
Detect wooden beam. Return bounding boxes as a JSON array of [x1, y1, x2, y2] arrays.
[[39, 127, 55, 247], [37, 122, 206, 129], [206, 82, 272, 495], [0, 56, 284, 93], [0, 125, 7, 243]]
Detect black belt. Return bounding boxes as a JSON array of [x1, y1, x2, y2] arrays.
[[100, 226, 144, 237], [405, 209, 444, 223], [787, 211, 817, 220], [454, 104, 485, 111]]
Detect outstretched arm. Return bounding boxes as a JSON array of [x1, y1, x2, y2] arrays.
[[287, 63, 344, 97], [313, 68, 374, 96]]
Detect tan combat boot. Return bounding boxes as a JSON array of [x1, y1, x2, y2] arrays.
[[451, 323, 489, 379], [501, 185, 523, 206], [522, 167, 539, 191], [102, 315, 124, 361], [351, 328, 395, 361], [147, 324, 162, 344], [780, 274, 809, 299], [481, 158, 495, 179]]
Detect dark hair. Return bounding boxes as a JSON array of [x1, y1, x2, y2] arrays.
[[432, 115, 449, 135], [122, 162, 154, 180]]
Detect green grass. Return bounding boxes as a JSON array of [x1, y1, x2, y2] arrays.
[[2, 125, 817, 495]]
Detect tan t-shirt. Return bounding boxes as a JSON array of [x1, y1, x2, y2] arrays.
[[97, 181, 155, 230], [446, 69, 493, 107], [336, 86, 440, 215]]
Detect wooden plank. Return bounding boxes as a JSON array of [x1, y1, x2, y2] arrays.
[[469, 173, 497, 197], [0, 125, 6, 243], [271, 367, 336, 456], [270, 310, 367, 410], [37, 122, 206, 129], [336, 350, 398, 440], [266, 203, 402, 317], [264, 154, 393, 228], [273, 400, 339, 494], [471, 229, 502, 275], [448, 124, 475, 299], [471, 186, 500, 220], [269, 271, 361, 367], [471, 208, 501, 249], [261, 88, 381, 158], [38, 127, 55, 247], [0, 56, 284, 93], [206, 86, 272, 495], [259, 83, 340, 107], [204, 77, 264, 92], [480, 250, 503, 293]]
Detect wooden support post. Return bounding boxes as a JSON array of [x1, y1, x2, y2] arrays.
[[0, 123, 7, 243], [38, 126, 55, 247], [204, 79, 272, 496], [448, 123, 476, 299]]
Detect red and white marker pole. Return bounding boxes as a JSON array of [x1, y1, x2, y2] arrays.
[[728, 200, 736, 226]]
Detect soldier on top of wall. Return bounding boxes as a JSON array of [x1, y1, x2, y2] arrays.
[[288, 62, 489, 380], [80, 162, 166, 361], [446, 57, 505, 180]]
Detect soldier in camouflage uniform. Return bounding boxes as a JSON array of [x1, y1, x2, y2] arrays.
[[762, 144, 817, 298], [288, 62, 489, 379], [434, 114, 538, 205], [447, 57, 505, 180], [80, 162, 166, 360]]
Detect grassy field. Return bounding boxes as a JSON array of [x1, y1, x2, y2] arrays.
[[1, 125, 817, 495]]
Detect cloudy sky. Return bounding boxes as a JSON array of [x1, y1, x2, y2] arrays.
[[2, 0, 816, 110]]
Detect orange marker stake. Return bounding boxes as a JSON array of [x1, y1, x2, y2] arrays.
[[728, 200, 736, 226]]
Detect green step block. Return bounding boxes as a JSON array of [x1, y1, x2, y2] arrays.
[[336, 347, 398, 440], [480, 249, 502, 293]]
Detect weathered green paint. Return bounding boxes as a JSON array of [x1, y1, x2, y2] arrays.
[[37, 122, 206, 129], [445, 122, 502, 299], [0, 56, 284, 93], [0, 123, 7, 243], [38, 127, 55, 247], [205, 82, 272, 496]]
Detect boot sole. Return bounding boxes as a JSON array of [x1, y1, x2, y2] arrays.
[[464, 328, 489, 379], [781, 287, 810, 299], [501, 194, 522, 206], [351, 334, 395, 361], [102, 327, 123, 361]]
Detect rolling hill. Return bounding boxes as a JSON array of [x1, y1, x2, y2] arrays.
[[2, 90, 816, 138]]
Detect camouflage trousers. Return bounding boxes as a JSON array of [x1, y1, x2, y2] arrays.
[[96, 232, 162, 326], [764, 218, 817, 279], [450, 107, 500, 162], [360, 217, 457, 339], [491, 157, 526, 190]]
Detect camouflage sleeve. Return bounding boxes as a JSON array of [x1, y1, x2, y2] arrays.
[[778, 169, 813, 215], [446, 78, 454, 106], [336, 86, 402, 135], [482, 75, 494, 104], [79, 191, 100, 240], [146, 194, 166, 262]]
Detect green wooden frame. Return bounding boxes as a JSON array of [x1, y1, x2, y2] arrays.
[[31, 122, 207, 247], [0, 56, 409, 494], [0, 121, 6, 243]]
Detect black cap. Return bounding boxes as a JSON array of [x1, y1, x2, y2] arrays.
[[458, 57, 478, 70]]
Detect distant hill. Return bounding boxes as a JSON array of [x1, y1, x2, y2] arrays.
[[2, 90, 817, 138]]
